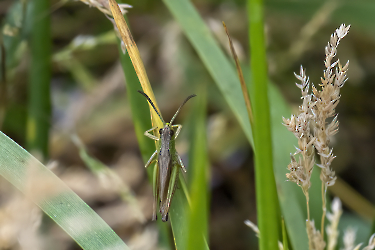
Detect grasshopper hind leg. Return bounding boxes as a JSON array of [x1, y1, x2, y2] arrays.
[[145, 150, 157, 168], [176, 152, 187, 172], [152, 161, 160, 221]]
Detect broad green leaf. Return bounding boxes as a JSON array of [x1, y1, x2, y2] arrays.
[[0, 131, 129, 250]]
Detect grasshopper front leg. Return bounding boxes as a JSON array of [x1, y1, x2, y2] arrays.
[[171, 124, 182, 139], [144, 126, 160, 141]]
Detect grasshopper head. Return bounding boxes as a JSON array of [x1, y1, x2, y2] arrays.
[[159, 124, 175, 141]]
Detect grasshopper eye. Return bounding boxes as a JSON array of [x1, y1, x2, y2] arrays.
[[159, 128, 162, 134]]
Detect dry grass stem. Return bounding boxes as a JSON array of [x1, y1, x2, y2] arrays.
[[223, 22, 254, 126]]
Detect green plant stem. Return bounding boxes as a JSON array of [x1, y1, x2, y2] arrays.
[[186, 84, 209, 250], [0, 41, 6, 127], [247, 0, 280, 249], [282, 218, 290, 250], [27, 0, 51, 159]]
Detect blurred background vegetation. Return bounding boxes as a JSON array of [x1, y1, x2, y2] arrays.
[[0, 0, 375, 249]]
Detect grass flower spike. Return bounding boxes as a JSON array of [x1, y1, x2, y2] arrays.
[[283, 66, 316, 198], [312, 24, 350, 235], [313, 24, 350, 188], [283, 24, 350, 249]]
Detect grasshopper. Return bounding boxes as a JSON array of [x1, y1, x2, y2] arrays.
[[138, 90, 196, 222]]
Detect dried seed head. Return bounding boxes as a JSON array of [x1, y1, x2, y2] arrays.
[[342, 227, 357, 250], [79, 0, 132, 16], [307, 220, 326, 250], [363, 233, 375, 250]]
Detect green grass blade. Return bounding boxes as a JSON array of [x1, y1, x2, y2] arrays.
[[248, 0, 280, 248], [1, 0, 30, 135], [0, 131, 129, 250], [163, 0, 311, 248], [27, 0, 51, 159], [186, 85, 209, 250]]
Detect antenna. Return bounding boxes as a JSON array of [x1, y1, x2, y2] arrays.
[[138, 91, 166, 125], [169, 94, 196, 125]]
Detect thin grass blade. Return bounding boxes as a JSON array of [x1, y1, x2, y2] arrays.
[[282, 218, 290, 250], [27, 0, 51, 159], [248, 0, 280, 248], [186, 85, 209, 250]]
